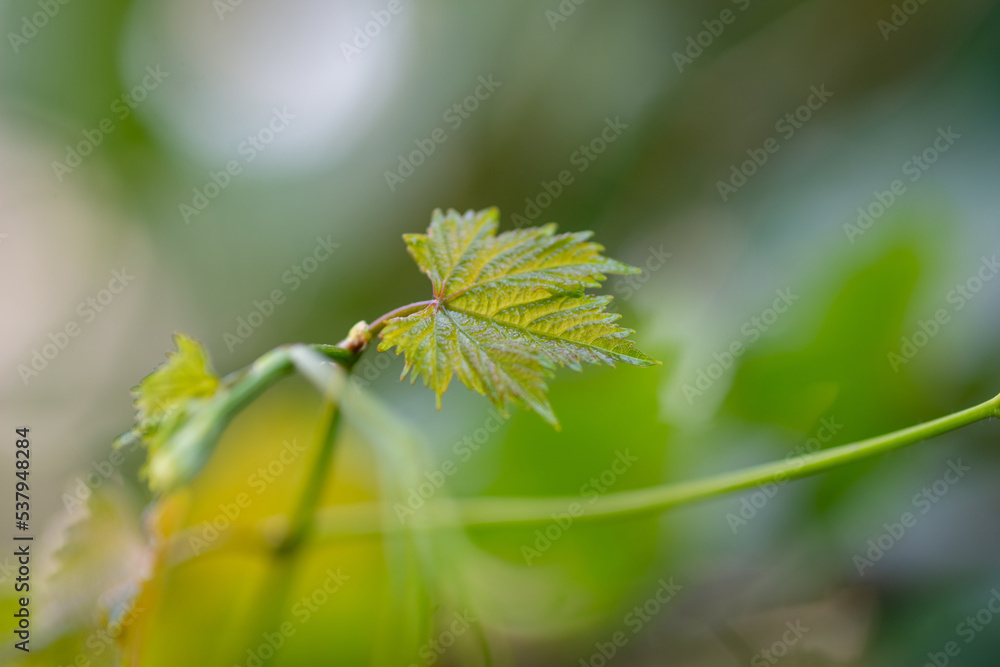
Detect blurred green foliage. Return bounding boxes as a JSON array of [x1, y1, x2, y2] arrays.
[[3, 0, 1000, 664]]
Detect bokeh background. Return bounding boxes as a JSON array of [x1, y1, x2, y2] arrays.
[[2, 0, 1000, 665]]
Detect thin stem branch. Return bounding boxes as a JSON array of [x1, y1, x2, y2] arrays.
[[220, 343, 356, 401], [367, 300, 436, 338], [163, 322, 1000, 558], [280, 399, 342, 552], [238, 383, 343, 665], [171, 391, 1000, 562], [294, 392, 1000, 541], [213, 300, 434, 416]]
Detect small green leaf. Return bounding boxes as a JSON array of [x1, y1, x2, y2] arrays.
[[117, 334, 221, 490], [378, 207, 659, 427], [135, 333, 219, 422]]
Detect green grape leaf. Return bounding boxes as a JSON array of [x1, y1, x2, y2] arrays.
[[377, 207, 659, 427], [116, 333, 222, 490]]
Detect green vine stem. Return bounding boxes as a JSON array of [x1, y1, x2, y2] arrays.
[[295, 390, 999, 540], [237, 365, 343, 665], [194, 301, 443, 465], [169, 378, 1000, 560], [441, 390, 1000, 528], [156, 309, 1000, 558], [365, 300, 436, 338], [281, 399, 342, 552]]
